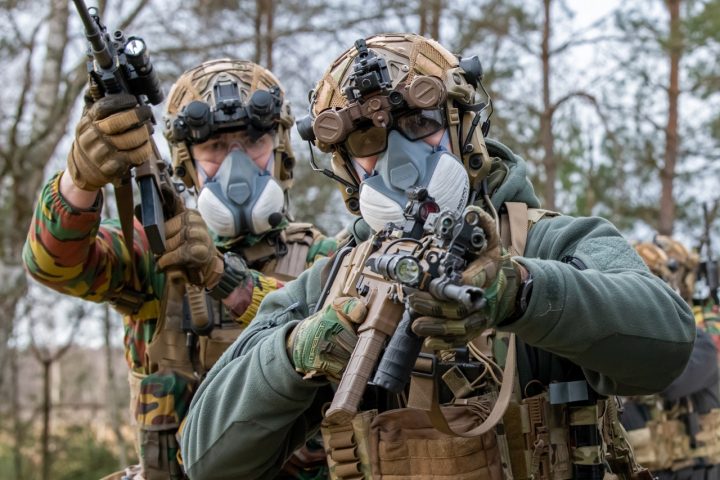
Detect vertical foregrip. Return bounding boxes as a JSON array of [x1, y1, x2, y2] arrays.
[[325, 329, 387, 424]]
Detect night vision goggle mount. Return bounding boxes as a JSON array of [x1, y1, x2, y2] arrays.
[[297, 39, 488, 149], [297, 39, 449, 148], [171, 81, 283, 144]]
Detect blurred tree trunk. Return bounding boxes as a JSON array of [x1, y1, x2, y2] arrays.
[[40, 359, 51, 480], [540, 0, 556, 210], [1, 0, 79, 392], [254, 0, 275, 69], [104, 304, 128, 469], [10, 345, 24, 480], [419, 0, 443, 39], [660, 0, 682, 234], [30, 315, 80, 480]]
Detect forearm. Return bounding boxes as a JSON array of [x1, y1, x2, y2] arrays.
[[181, 323, 326, 479], [510, 215, 695, 395], [23, 172, 160, 302], [182, 259, 331, 478], [225, 270, 283, 326], [508, 258, 694, 394], [59, 168, 100, 209]]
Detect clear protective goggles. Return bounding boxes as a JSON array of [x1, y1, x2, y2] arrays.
[[345, 108, 446, 157]]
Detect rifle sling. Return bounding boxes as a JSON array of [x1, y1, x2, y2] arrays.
[[407, 333, 517, 438], [116, 177, 135, 269]]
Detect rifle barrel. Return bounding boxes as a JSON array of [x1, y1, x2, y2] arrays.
[[72, 0, 114, 69]]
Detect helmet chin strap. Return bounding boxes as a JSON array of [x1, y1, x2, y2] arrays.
[[306, 141, 359, 193]]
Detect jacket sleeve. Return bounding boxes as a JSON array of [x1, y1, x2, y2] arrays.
[[508, 215, 695, 395], [22, 172, 163, 302], [661, 327, 718, 401], [180, 258, 332, 480]]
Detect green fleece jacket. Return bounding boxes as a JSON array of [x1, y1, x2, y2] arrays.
[[180, 139, 695, 480]]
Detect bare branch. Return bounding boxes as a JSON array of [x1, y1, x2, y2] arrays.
[[6, 21, 43, 162]]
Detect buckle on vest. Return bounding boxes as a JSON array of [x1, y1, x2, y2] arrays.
[[411, 352, 436, 378]]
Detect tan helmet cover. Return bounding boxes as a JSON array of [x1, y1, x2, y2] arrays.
[[309, 33, 492, 214], [654, 235, 700, 302], [635, 242, 672, 280], [163, 59, 295, 191]]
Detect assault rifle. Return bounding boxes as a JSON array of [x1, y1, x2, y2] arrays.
[[72, 1, 210, 336], [72, 0, 168, 252], [321, 188, 489, 424]]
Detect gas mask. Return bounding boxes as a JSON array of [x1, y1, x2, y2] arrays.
[[197, 150, 285, 238], [359, 130, 469, 232]]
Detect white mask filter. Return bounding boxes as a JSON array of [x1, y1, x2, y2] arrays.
[[359, 184, 406, 232]]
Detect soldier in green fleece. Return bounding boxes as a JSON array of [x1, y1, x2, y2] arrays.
[[179, 34, 695, 480]]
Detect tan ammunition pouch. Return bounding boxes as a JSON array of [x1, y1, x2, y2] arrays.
[[321, 403, 504, 480], [694, 408, 720, 463], [627, 406, 720, 471]]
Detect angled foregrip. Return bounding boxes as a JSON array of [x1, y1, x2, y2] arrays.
[[187, 284, 212, 335], [373, 310, 423, 393], [325, 328, 387, 424], [325, 281, 404, 424]]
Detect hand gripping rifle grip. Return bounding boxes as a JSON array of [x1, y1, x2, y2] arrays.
[[372, 309, 423, 393], [325, 328, 387, 424]]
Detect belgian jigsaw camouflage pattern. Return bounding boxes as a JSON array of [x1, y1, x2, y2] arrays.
[[22, 173, 281, 374], [137, 369, 195, 430]]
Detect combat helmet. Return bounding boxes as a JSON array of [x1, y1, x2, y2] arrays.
[[635, 242, 672, 281], [296, 33, 493, 215], [163, 59, 296, 192], [654, 235, 700, 303]]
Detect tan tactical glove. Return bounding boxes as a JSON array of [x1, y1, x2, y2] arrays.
[[156, 210, 224, 288], [288, 297, 367, 382], [67, 93, 154, 191], [411, 207, 526, 350]]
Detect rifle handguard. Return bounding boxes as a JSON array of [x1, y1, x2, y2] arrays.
[[325, 328, 387, 424]]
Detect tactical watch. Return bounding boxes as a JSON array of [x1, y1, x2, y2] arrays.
[[208, 252, 248, 300]]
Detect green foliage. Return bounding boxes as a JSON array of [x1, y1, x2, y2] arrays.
[[51, 425, 122, 480], [0, 423, 129, 480]]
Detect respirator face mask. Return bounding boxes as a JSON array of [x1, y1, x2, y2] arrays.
[[359, 130, 469, 232], [197, 149, 285, 238]]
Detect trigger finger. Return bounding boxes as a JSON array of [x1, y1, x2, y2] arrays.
[[407, 294, 469, 319], [412, 316, 445, 337], [164, 213, 187, 238], [156, 249, 185, 271]]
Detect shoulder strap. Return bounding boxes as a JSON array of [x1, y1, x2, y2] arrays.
[[500, 202, 561, 256], [500, 202, 529, 256]]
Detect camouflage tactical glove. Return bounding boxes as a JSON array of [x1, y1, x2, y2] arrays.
[[411, 207, 526, 350], [67, 93, 154, 191], [288, 297, 367, 382], [156, 209, 224, 288]]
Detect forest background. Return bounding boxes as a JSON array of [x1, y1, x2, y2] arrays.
[[0, 0, 718, 478]]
